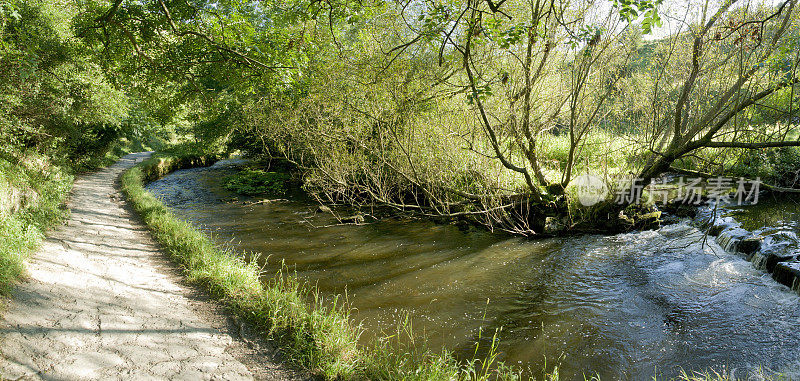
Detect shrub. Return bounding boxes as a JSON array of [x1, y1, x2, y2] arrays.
[[0, 155, 72, 294], [224, 168, 294, 196], [727, 147, 800, 188]]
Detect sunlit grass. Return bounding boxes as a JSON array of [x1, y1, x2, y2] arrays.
[[122, 156, 358, 374], [672, 367, 789, 381], [0, 216, 42, 295], [537, 128, 636, 184]]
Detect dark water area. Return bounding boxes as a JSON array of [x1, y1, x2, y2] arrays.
[[728, 192, 800, 236], [145, 161, 800, 380]]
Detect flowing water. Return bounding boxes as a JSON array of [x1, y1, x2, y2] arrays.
[[146, 161, 800, 380]]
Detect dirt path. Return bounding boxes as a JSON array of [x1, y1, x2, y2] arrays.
[[0, 152, 301, 380]]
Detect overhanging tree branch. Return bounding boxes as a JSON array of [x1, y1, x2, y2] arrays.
[[687, 76, 800, 151], [462, 1, 541, 200], [156, 0, 293, 71]]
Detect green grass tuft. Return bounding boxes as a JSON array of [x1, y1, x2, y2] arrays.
[[122, 154, 365, 376]]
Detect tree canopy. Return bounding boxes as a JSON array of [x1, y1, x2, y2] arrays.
[[3, 0, 799, 234]]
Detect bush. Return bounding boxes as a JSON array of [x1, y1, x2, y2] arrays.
[[727, 147, 800, 188], [0, 155, 72, 294], [224, 168, 294, 196]]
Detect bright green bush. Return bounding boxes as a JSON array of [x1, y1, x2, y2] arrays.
[[0, 155, 72, 295], [224, 168, 294, 196], [728, 147, 800, 188]]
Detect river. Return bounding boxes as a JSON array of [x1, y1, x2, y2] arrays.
[[145, 160, 800, 380]]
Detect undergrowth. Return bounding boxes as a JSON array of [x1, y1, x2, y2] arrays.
[[0, 155, 72, 295], [224, 168, 294, 196]]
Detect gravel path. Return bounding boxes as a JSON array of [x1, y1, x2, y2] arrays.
[[0, 152, 301, 380]]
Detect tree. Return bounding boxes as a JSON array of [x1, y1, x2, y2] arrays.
[[633, 0, 800, 186], [0, 0, 129, 167]]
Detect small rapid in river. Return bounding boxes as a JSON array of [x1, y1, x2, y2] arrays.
[[145, 160, 800, 380]]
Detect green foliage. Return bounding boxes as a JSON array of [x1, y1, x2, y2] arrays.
[[0, 0, 146, 170], [749, 86, 800, 125], [0, 0, 172, 295], [483, 18, 528, 48], [0, 155, 72, 294], [728, 147, 800, 188], [0, 216, 37, 295], [225, 168, 294, 196], [612, 0, 663, 34]]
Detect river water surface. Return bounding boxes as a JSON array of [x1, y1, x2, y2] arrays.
[[146, 161, 800, 380]]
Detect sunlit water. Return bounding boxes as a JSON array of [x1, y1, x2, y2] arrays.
[[146, 161, 800, 380]]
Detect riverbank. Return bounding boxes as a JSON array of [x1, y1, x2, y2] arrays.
[[134, 153, 800, 380], [122, 151, 526, 380]]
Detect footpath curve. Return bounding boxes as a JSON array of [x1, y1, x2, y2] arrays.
[[0, 152, 298, 380]]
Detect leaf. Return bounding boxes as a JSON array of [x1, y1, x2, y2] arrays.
[[613, 0, 662, 35]]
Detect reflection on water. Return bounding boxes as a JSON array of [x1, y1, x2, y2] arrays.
[[729, 193, 800, 233], [146, 162, 800, 380]]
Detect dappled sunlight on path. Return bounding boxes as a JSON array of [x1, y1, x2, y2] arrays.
[[0, 153, 290, 380]]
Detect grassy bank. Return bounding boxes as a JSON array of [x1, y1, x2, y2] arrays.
[[121, 151, 527, 380], [0, 155, 73, 295]]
